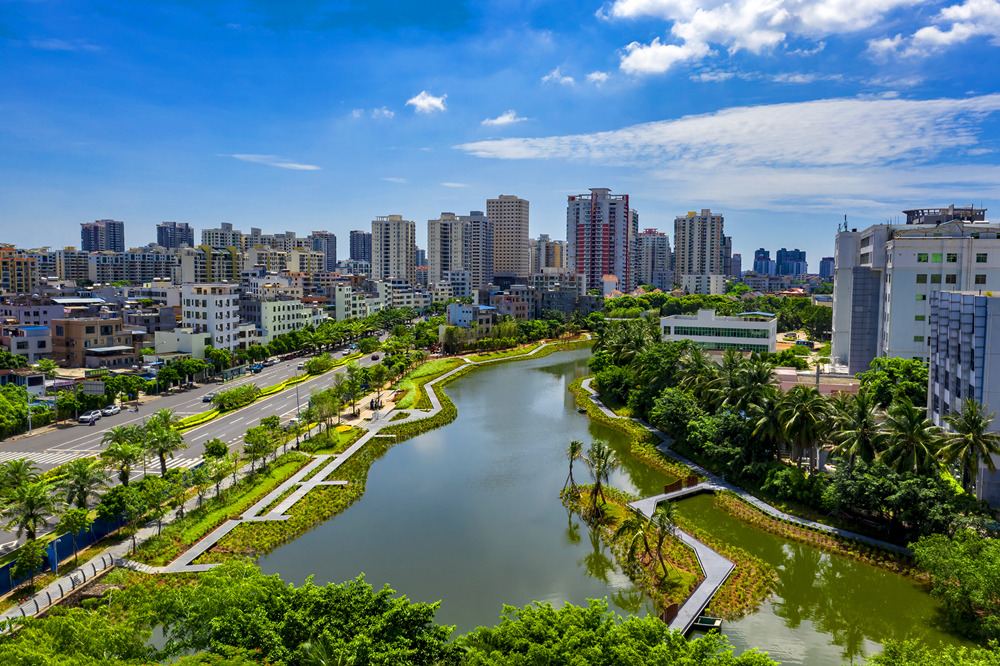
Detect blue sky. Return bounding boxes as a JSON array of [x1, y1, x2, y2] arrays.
[[3, 0, 1000, 268]]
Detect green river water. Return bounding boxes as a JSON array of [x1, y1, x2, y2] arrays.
[[258, 348, 970, 665]]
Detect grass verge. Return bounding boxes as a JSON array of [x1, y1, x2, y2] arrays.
[[394, 359, 464, 410], [131, 452, 311, 566], [467, 341, 543, 362]]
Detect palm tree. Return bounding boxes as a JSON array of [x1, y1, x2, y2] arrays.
[[61, 458, 109, 509], [146, 422, 188, 476], [613, 505, 654, 569], [564, 439, 583, 494], [748, 386, 784, 464], [940, 398, 1000, 492], [583, 440, 619, 519], [880, 397, 943, 476], [831, 390, 884, 467], [650, 502, 679, 583], [2, 479, 60, 541], [0, 458, 40, 497], [780, 385, 829, 472], [734, 354, 778, 414], [677, 347, 718, 406], [148, 407, 182, 431], [101, 439, 144, 486]]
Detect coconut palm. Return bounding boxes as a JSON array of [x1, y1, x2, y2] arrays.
[[1, 479, 60, 541], [650, 502, 679, 582], [146, 422, 188, 476], [60, 458, 109, 509], [831, 390, 884, 467], [735, 354, 779, 414], [780, 385, 829, 472], [0, 458, 40, 497], [747, 386, 784, 464], [564, 439, 583, 493], [940, 398, 1000, 492], [880, 397, 943, 476], [101, 439, 145, 486], [613, 506, 654, 568], [583, 440, 619, 519], [148, 407, 182, 431], [677, 347, 718, 406]]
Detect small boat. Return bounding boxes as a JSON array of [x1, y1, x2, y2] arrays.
[[692, 615, 723, 631], [577, 407, 587, 413]]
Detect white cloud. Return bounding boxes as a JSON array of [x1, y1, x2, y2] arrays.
[[587, 71, 611, 84], [871, 0, 1000, 56], [371, 106, 394, 119], [228, 154, 321, 170], [789, 41, 826, 56], [455, 94, 1000, 170], [29, 38, 100, 52], [482, 110, 528, 126], [382, 177, 408, 183], [406, 91, 447, 114], [351, 109, 364, 119], [541, 66, 574, 85], [606, 0, 925, 74], [441, 182, 469, 187]]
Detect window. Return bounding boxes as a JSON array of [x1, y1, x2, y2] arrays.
[[915, 315, 926, 321], [947, 253, 958, 262], [977, 253, 987, 263], [931, 274, 942, 284], [916, 294, 927, 301], [916, 274, 927, 283], [975, 274, 986, 285], [914, 336, 924, 342], [946, 274, 957, 284], [15, 341, 28, 350], [917, 253, 928, 262], [85, 326, 95, 334], [932, 253, 943, 262]]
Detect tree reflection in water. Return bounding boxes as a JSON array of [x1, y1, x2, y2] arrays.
[[580, 525, 616, 584]]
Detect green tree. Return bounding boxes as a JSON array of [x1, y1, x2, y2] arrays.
[[146, 421, 188, 476], [60, 458, 109, 509], [242, 425, 272, 474], [564, 439, 583, 494], [583, 440, 619, 519], [56, 507, 93, 565], [649, 502, 678, 584], [0, 350, 29, 369], [101, 437, 145, 487], [203, 437, 229, 459], [33, 358, 59, 378], [612, 506, 654, 570], [857, 357, 929, 408], [140, 475, 170, 535], [0, 457, 40, 498], [2, 479, 60, 541], [779, 385, 828, 472], [940, 398, 1000, 493], [10, 537, 48, 588], [831, 390, 884, 467], [880, 398, 943, 476]]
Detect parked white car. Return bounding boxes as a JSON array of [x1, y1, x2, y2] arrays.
[[79, 410, 102, 423], [102, 404, 121, 416]]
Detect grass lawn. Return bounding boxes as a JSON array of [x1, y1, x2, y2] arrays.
[[300, 426, 363, 454], [394, 358, 464, 410]]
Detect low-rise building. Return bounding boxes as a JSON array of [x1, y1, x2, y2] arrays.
[[1, 325, 51, 363], [181, 284, 242, 352], [661, 309, 776, 353], [682, 274, 725, 296], [51, 317, 137, 368]]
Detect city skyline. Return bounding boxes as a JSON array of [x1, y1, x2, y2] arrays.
[[5, 1, 1000, 264]]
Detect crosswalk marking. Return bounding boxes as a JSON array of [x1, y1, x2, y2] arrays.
[[0, 450, 202, 469]]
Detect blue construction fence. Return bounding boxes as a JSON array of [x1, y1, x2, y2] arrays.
[[0, 462, 206, 598]]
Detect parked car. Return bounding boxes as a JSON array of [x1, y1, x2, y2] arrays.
[[79, 410, 102, 423], [795, 340, 816, 349], [203, 392, 217, 403], [371, 354, 380, 361], [263, 358, 275, 367], [101, 404, 121, 416]]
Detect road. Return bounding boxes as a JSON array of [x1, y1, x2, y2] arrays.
[[0, 351, 380, 552]]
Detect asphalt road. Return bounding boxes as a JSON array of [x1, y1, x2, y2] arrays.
[[0, 350, 380, 552]]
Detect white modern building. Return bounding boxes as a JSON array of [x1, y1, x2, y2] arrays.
[[682, 274, 725, 296], [637, 228, 672, 290], [927, 290, 1000, 506], [832, 206, 1000, 374], [674, 209, 725, 285], [661, 309, 776, 353], [181, 284, 242, 351], [372, 215, 416, 286]]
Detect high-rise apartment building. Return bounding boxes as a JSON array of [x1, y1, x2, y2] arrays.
[[674, 209, 725, 292], [752, 248, 776, 276], [0, 244, 39, 295], [776, 248, 808, 276], [81, 219, 125, 253], [156, 221, 195, 249], [566, 188, 638, 292], [819, 257, 835, 280], [371, 215, 416, 286], [414, 247, 427, 269], [832, 205, 1000, 374], [427, 212, 494, 289], [529, 234, 567, 273], [721, 235, 733, 277], [636, 228, 672, 290], [732, 253, 742, 278], [487, 195, 529, 278], [349, 230, 372, 263], [309, 231, 338, 272], [201, 223, 244, 249]]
